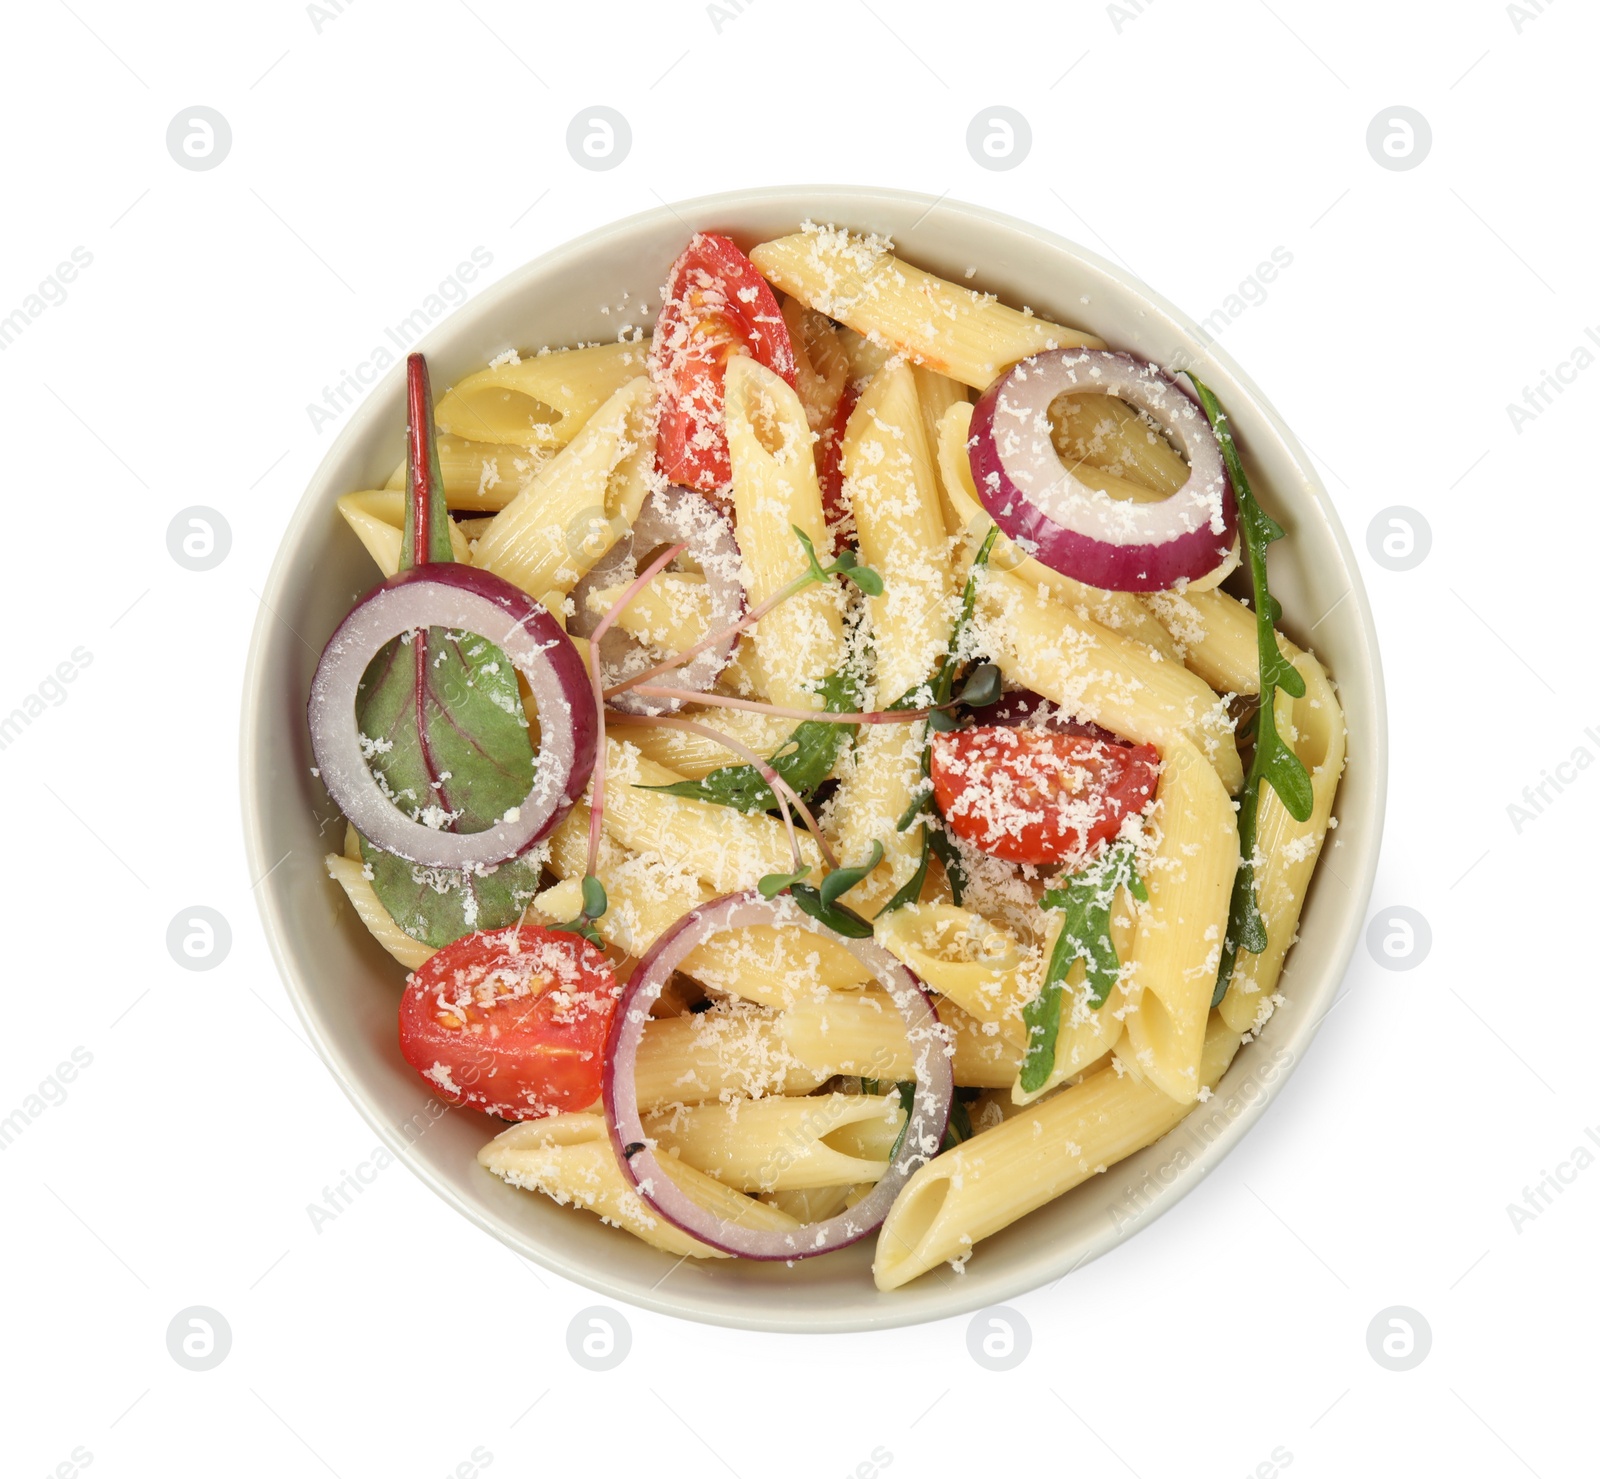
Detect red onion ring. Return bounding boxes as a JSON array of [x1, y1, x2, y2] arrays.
[[969, 349, 1235, 592], [307, 563, 596, 870], [603, 890, 953, 1259], [568, 485, 746, 717]]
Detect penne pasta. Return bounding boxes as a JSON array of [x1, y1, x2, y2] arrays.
[[1143, 587, 1261, 696], [725, 356, 848, 709], [873, 1013, 1241, 1289], [598, 738, 824, 893], [643, 1092, 905, 1192], [873, 903, 1035, 1042], [829, 363, 954, 906], [634, 1008, 829, 1112], [479, 1112, 799, 1258], [383, 435, 552, 512], [751, 226, 1104, 389], [777, 986, 1024, 1088], [977, 562, 1243, 792], [435, 340, 651, 449], [336, 490, 470, 578], [471, 376, 654, 604], [1119, 738, 1239, 1104]]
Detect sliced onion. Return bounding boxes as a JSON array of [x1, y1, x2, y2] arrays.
[[969, 349, 1235, 592], [603, 890, 953, 1259], [308, 563, 596, 870], [568, 484, 745, 717]]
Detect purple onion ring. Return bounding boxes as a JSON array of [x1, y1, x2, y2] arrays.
[[603, 890, 954, 1259], [568, 484, 745, 717], [969, 349, 1236, 592], [307, 563, 596, 870]]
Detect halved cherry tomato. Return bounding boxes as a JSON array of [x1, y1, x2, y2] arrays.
[[817, 380, 860, 531], [650, 233, 796, 494], [929, 726, 1161, 868], [398, 924, 619, 1119]]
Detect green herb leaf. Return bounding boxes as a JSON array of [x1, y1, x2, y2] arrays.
[[1185, 374, 1316, 1006], [877, 827, 933, 917], [943, 1092, 975, 1150], [895, 786, 932, 833], [1019, 842, 1144, 1093], [639, 670, 861, 812], [356, 360, 541, 949], [821, 840, 884, 909], [928, 826, 968, 907], [885, 1080, 917, 1164], [791, 524, 828, 582], [758, 867, 811, 899], [840, 563, 884, 597], [580, 874, 608, 920], [788, 882, 875, 938], [954, 661, 1002, 709]]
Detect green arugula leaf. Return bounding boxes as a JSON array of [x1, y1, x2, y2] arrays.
[[639, 670, 861, 812], [355, 358, 541, 949], [928, 826, 967, 906], [1019, 842, 1146, 1093], [821, 840, 883, 909], [788, 882, 875, 938], [1185, 374, 1316, 1006], [885, 1081, 917, 1163]]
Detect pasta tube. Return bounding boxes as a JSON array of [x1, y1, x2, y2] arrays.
[[978, 563, 1243, 792], [725, 356, 848, 709], [472, 376, 654, 603], [751, 227, 1103, 389], [478, 1112, 798, 1258], [336, 490, 470, 578], [435, 340, 651, 449], [778, 986, 1023, 1088], [1119, 737, 1239, 1104], [873, 1013, 1241, 1289], [829, 363, 954, 907], [383, 435, 551, 512], [643, 1093, 905, 1192]]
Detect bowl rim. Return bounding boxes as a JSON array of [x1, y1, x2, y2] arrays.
[[241, 184, 1388, 1332]]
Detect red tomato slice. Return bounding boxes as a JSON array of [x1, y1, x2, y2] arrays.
[[398, 924, 619, 1119], [817, 380, 859, 531], [929, 726, 1161, 868], [650, 233, 796, 494]]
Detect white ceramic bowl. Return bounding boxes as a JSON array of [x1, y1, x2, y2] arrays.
[[241, 186, 1386, 1333]]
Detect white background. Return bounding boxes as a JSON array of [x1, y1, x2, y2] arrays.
[[2, 1, 1593, 1475]]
